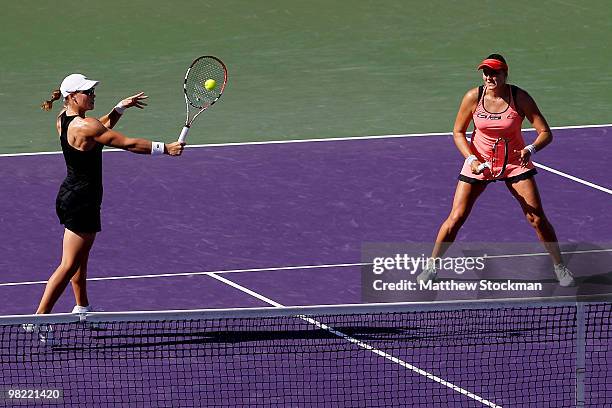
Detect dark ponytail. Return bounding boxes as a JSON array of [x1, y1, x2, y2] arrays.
[[41, 89, 62, 111]]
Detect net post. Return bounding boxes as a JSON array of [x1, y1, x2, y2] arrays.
[[575, 301, 586, 407]]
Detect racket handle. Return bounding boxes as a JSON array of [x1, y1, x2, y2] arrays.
[[178, 126, 190, 143], [477, 162, 490, 172]]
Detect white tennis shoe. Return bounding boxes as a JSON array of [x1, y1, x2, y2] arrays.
[[72, 305, 93, 314], [554, 264, 576, 287], [73, 304, 104, 329], [416, 263, 437, 284]]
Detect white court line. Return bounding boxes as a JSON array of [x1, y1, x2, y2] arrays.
[[484, 248, 612, 259], [1, 248, 610, 288], [0, 262, 371, 287], [183, 122, 610, 150], [206, 272, 503, 408], [460, 134, 611, 196], [1, 123, 610, 158], [205, 272, 284, 308], [532, 162, 612, 195], [2, 124, 609, 195]]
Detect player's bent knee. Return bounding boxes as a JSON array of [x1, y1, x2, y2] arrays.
[[448, 210, 468, 227], [58, 261, 81, 278], [526, 213, 545, 229]]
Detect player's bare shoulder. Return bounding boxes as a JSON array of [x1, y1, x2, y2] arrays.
[[69, 116, 107, 138], [514, 86, 535, 105], [457, 87, 480, 113], [464, 87, 480, 104], [513, 86, 539, 117]]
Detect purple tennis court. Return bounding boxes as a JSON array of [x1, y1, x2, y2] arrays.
[[1, 125, 611, 406]]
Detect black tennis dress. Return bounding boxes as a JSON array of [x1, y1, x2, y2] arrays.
[[55, 113, 104, 233]]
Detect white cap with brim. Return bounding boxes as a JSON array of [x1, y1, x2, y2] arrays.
[[60, 74, 99, 97]]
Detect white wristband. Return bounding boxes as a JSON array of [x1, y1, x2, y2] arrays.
[[151, 141, 165, 155], [524, 144, 536, 155], [465, 155, 478, 165], [114, 104, 126, 115]]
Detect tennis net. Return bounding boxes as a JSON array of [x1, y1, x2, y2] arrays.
[[1, 296, 610, 407]]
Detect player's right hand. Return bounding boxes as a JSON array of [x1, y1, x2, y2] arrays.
[[471, 161, 484, 175]]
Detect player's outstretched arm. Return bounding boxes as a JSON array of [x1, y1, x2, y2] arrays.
[[76, 117, 184, 156]]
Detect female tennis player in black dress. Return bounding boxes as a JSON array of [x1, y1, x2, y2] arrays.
[[36, 73, 184, 314]]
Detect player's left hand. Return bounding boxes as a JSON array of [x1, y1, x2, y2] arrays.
[[515, 149, 531, 167], [117, 92, 149, 110]]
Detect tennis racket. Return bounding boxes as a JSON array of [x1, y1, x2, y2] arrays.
[[178, 56, 228, 143], [477, 137, 509, 179]]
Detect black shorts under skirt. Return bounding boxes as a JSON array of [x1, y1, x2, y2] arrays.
[[56, 187, 102, 233], [458, 168, 538, 185], [56, 204, 101, 233]]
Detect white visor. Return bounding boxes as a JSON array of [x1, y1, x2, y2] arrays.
[[60, 73, 99, 97]]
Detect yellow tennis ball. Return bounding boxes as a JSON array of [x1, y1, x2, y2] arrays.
[[204, 79, 216, 91]]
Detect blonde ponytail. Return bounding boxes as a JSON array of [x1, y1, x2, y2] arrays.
[[41, 89, 62, 111]]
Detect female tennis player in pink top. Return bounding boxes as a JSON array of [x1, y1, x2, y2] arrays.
[[418, 54, 575, 286]]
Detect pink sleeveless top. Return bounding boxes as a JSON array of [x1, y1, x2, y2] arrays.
[[459, 85, 535, 180]]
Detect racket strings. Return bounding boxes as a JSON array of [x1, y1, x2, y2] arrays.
[[185, 57, 226, 108], [490, 139, 508, 178]]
